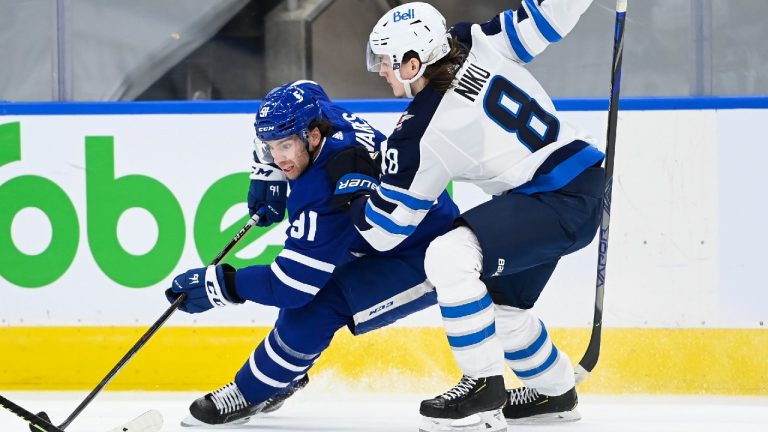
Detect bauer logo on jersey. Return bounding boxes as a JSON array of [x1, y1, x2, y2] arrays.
[[491, 258, 506, 277], [335, 173, 379, 195], [393, 8, 415, 22]]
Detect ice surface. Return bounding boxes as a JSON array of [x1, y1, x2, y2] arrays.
[[1, 389, 767, 432]]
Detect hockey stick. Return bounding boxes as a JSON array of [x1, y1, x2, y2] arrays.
[[1, 215, 259, 432], [574, 0, 627, 386]]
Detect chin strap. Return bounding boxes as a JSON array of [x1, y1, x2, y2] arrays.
[[404, 82, 415, 98], [397, 63, 427, 99]]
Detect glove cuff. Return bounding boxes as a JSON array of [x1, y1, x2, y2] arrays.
[[219, 263, 244, 303], [204, 265, 242, 307]]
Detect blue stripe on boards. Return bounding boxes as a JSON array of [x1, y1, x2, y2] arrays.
[[440, 294, 493, 319], [447, 322, 496, 349], [524, 0, 562, 42], [503, 10, 534, 63], [3, 97, 768, 116], [513, 346, 559, 378]]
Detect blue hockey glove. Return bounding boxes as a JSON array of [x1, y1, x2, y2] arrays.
[[248, 162, 288, 226], [165, 264, 243, 313], [327, 145, 380, 211]]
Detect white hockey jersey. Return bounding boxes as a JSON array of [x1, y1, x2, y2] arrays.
[[353, 0, 604, 252]]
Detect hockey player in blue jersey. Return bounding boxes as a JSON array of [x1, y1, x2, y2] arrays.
[[164, 80, 459, 426], [354, 2, 604, 431]]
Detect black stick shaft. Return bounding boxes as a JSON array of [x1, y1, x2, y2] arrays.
[[0, 394, 65, 432], [57, 215, 259, 429], [577, 0, 627, 381]]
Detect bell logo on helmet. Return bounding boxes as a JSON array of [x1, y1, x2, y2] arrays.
[[393, 8, 415, 22]]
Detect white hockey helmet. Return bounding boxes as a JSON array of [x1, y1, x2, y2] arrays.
[[366, 2, 450, 85]]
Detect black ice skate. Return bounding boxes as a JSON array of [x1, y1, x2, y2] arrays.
[[261, 374, 310, 414], [419, 375, 507, 432], [181, 382, 265, 427], [503, 386, 581, 424]]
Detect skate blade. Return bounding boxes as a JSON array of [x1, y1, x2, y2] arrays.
[[106, 410, 163, 432], [506, 408, 581, 425], [420, 409, 506, 432], [180, 414, 251, 428]]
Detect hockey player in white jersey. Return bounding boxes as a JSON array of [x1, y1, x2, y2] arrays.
[[164, 80, 459, 426], [358, 1, 603, 431]]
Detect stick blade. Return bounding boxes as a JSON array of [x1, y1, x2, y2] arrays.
[[29, 412, 52, 432], [105, 410, 163, 432]]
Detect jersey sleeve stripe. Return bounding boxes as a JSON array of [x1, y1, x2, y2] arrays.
[[503, 10, 534, 63], [270, 262, 321, 296], [364, 201, 418, 236], [523, 0, 563, 42], [378, 184, 434, 211], [278, 249, 336, 273]]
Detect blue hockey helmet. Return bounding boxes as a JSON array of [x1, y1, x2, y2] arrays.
[[254, 84, 323, 143]]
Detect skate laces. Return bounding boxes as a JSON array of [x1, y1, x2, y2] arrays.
[[440, 375, 477, 400], [210, 382, 249, 414], [508, 387, 541, 405]]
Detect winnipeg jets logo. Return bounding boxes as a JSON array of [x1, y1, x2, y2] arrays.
[[395, 112, 414, 131], [259, 105, 270, 117], [292, 90, 304, 102]]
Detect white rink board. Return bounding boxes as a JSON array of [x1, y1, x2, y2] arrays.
[[0, 108, 765, 328]]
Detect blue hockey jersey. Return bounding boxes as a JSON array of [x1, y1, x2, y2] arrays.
[[236, 81, 459, 308]]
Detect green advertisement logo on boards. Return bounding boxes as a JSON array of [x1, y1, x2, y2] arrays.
[[0, 121, 281, 289]]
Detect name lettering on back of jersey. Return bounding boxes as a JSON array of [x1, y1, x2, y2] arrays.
[[342, 112, 377, 152], [455, 63, 491, 103]]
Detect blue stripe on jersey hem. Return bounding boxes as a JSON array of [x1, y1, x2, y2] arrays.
[[504, 321, 548, 361], [448, 322, 497, 349], [513, 346, 559, 378], [365, 202, 417, 236], [512, 145, 604, 195], [335, 173, 378, 195], [440, 294, 493, 319], [378, 185, 434, 211], [504, 10, 534, 63], [524, 0, 562, 42]]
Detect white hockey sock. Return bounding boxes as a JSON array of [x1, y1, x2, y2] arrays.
[[425, 226, 505, 378], [495, 305, 574, 395]]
